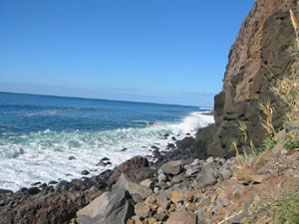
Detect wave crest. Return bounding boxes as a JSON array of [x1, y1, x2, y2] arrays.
[[0, 111, 214, 191]]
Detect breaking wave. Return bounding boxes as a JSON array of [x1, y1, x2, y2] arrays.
[[0, 111, 214, 191]]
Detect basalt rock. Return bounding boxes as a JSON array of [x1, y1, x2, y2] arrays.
[[0, 190, 101, 224], [108, 156, 149, 187]]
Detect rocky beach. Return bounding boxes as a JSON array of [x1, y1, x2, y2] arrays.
[[0, 0, 299, 223]]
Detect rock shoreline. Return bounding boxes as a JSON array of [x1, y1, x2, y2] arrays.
[[0, 132, 207, 224], [1, 0, 298, 222]]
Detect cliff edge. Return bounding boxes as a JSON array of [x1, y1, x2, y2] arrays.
[[195, 0, 299, 158]]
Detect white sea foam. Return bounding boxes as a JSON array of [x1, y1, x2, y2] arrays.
[[0, 111, 214, 191]]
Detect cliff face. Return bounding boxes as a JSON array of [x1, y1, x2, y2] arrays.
[[195, 0, 299, 158]]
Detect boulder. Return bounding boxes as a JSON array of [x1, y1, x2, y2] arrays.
[[108, 156, 149, 187], [77, 189, 134, 224], [135, 167, 156, 182], [112, 174, 152, 201], [193, 164, 216, 189], [140, 179, 154, 188], [161, 160, 182, 175]]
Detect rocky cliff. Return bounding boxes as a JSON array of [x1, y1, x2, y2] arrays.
[[194, 0, 299, 158], [1, 1, 298, 224]]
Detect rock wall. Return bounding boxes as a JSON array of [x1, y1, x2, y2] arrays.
[[195, 0, 299, 158]]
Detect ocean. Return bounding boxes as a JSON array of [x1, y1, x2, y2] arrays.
[[0, 92, 214, 191]]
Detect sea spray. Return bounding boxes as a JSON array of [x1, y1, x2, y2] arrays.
[[0, 112, 213, 191]]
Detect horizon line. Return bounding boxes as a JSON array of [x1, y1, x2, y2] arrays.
[[1, 90, 213, 109]]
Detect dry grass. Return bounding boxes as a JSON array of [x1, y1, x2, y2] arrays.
[[290, 9, 299, 49], [273, 73, 299, 126], [259, 102, 278, 141]]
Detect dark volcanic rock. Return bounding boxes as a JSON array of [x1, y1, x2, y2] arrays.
[[81, 170, 90, 175], [0, 189, 101, 224], [48, 180, 58, 185], [98, 169, 113, 181], [167, 143, 175, 149], [199, 0, 298, 158], [151, 145, 160, 150], [31, 181, 41, 186], [97, 160, 112, 167], [176, 137, 195, 149], [107, 156, 149, 187], [56, 180, 74, 192], [0, 189, 13, 194], [28, 187, 40, 195]]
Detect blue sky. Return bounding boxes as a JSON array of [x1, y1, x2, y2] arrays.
[[0, 0, 254, 107]]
